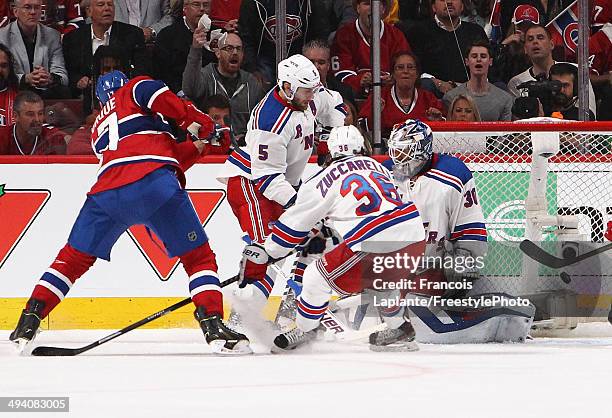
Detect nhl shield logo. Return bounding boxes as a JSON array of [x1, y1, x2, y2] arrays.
[[187, 231, 198, 242]]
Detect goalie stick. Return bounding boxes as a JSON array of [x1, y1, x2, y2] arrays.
[[30, 275, 239, 357], [520, 239, 612, 269]]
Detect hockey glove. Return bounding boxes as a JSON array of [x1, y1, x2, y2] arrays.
[[238, 243, 272, 288], [301, 236, 326, 256], [178, 102, 215, 141]]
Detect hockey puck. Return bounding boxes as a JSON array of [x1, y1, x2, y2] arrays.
[[560, 272, 571, 284]]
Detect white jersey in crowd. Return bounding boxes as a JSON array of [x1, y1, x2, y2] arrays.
[[217, 85, 346, 207], [387, 153, 487, 259], [265, 155, 426, 258]]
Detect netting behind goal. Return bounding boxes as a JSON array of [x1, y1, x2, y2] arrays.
[[429, 121, 612, 312]]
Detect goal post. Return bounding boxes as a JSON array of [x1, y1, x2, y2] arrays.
[[427, 121, 612, 327]]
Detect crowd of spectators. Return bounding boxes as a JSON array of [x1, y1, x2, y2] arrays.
[[0, 0, 609, 156]]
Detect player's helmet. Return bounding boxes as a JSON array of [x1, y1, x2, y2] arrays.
[[327, 125, 365, 159], [277, 54, 320, 100], [387, 119, 433, 178], [96, 70, 129, 105]]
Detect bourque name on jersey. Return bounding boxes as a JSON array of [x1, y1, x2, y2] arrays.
[[316, 157, 388, 198], [94, 96, 116, 128]]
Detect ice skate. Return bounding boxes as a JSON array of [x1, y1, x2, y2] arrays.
[[369, 321, 419, 352], [194, 307, 252, 355], [273, 325, 322, 351], [9, 299, 45, 355]]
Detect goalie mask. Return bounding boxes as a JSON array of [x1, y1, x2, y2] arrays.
[[277, 54, 321, 101], [387, 119, 433, 178], [327, 125, 366, 159]]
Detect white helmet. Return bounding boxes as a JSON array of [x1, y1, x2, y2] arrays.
[[327, 125, 365, 159], [277, 54, 320, 100], [387, 119, 433, 178]]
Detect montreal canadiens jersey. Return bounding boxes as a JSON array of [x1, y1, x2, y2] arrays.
[[217, 85, 346, 207], [89, 76, 198, 195], [331, 20, 410, 92], [387, 154, 487, 259], [264, 155, 425, 258]]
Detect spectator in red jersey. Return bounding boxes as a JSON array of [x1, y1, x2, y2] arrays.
[[359, 51, 444, 138], [331, 0, 410, 97], [0, 0, 13, 28], [56, 0, 85, 34], [0, 90, 66, 154], [447, 93, 481, 121], [0, 43, 18, 126], [209, 0, 240, 31]]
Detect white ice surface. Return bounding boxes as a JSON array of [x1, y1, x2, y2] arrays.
[[2, 324, 612, 418]]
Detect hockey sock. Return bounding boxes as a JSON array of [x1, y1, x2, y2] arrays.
[[181, 242, 223, 316], [30, 244, 97, 318]]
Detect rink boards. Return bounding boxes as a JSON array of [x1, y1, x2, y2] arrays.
[[0, 156, 610, 329]]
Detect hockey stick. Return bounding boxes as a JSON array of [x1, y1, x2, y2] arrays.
[[30, 275, 239, 357], [520, 239, 612, 269]]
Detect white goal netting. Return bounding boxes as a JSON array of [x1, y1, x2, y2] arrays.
[[430, 121, 612, 321]]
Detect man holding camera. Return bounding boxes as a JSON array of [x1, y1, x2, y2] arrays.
[[507, 24, 597, 118]]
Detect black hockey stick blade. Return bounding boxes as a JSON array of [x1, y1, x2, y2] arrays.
[[520, 239, 612, 269], [31, 275, 239, 356]]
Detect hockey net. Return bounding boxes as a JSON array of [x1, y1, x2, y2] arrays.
[[428, 121, 612, 326]]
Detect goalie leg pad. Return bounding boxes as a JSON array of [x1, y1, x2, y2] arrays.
[[406, 294, 535, 344]]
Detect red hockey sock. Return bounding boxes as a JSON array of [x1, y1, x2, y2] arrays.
[[29, 244, 96, 319], [181, 242, 223, 316]]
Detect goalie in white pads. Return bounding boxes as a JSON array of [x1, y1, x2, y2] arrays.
[[373, 119, 534, 346], [241, 125, 426, 350], [216, 54, 346, 316]]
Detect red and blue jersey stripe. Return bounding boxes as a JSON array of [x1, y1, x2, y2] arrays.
[[344, 203, 420, 249], [270, 220, 310, 249], [451, 222, 487, 242], [252, 274, 275, 298], [227, 147, 252, 175], [297, 298, 329, 320], [253, 173, 280, 193], [251, 88, 293, 135]]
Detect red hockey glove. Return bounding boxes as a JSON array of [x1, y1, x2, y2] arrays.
[[178, 102, 215, 140]]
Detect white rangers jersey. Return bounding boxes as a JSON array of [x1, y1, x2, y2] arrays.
[[387, 154, 487, 259], [264, 155, 426, 259], [217, 85, 346, 207]]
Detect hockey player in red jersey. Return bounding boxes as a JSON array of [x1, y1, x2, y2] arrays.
[[10, 71, 251, 355], [239, 125, 426, 350], [216, 54, 346, 317]]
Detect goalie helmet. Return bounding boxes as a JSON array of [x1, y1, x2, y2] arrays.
[[277, 54, 320, 100], [96, 70, 128, 105], [327, 125, 365, 159], [387, 119, 433, 178]]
